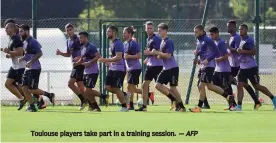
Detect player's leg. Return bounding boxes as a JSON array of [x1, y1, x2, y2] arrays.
[[22, 70, 38, 112], [197, 69, 210, 109], [5, 67, 24, 99], [167, 67, 186, 112], [28, 70, 55, 105], [248, 67, 276, 110], [82, 74, 101, 112], [155, 69, 177, 110], [231, 69, 247, 111], [16, 68, 29, 110], [68, 67, 85, 105], [127, 69, 142, 110]]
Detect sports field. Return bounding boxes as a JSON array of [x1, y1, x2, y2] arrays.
[[1, 105, 276, 142]]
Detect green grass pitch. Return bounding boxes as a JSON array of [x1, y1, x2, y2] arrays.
[[1, 105, 276, 142]]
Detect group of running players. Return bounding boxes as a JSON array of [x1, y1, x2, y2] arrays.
[[2, 19, 276, 112]]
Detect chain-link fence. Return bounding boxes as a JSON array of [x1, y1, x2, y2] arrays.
[[1, 18, 276, 106]]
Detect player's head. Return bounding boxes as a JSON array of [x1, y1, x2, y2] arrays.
[[123, 27, 135, 41], [4, 18, 15, 27], [239, 24, 248, 37], [19, 24, 30, 40], [158, 23, 168, 38], [145, 21, 154, 36], [209, 27, 219, 40], [78, 31, 89, 44], [65, 23, 75, 37], [107, 26, 118, 39], [5, 23, 16, 36], [194, 25, 205, 38], [227, 20, 237, 33]]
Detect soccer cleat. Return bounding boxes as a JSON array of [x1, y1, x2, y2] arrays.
[[118, 107, 129, 112], [26, 104, 38, 112], [254, 103, 262, 111], [18, 99, 27, 110], [202, 105, 211, 109], [272, 96, 276, 110], [37, 96, 46, 109], [170, 101, 176, 111], [135, 107, 147, 112], [175, 103, 181, 111], [177, 108, 186, 112], [79, 99, 87, 111], [49, 93, 56, 106], [128, 106, 134, 110], [189, 106, 201, 113], [230, 105, 242, 111]]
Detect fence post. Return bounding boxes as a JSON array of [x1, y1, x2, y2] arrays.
[[185, 0, 210, 104], [32, 0, 38, 39]]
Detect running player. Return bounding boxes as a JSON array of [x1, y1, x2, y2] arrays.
[[231, 24, 276, 111], [1, 22, 26, 110], [227, 20, 261, 109], [74, 31, 105, 112], [190, 25, 235, 113], [56, 23, 86, 109], [123, 27, 142, 110], [209, 27, 237, 108], [153, 23, 186, 112], [18, 24, 55, 112], [135, 21, 169, 111], [98, 26, 128, 112]]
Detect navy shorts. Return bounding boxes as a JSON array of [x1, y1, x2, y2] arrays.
[[157, 67, 179, 86], [105, 70, 126, 88], [127, 69, 141, 85], [22, 69, 41, 89], [144, 66, 163, 81], [83, 73, 98, 88], [199, 67, 214, 83], [238, 67, 260, 85], [6, 67, 25, 84], [70, 65, 84, 82]]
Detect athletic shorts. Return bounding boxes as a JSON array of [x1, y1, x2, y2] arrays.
[[127, 69, 141, 85], [144, 66, 163, 81], [199, 67, 214, 83], [83, 73, 98, 88], [231, 66, 240, 77], [22, 69, 41, 89], [157, 67, 179, 86], [238, 67, 260, 85], [213, 72, 231, 89], [70, 65, 84, 82], [105, 70, 126, 88], [6, 67, 25, 84]]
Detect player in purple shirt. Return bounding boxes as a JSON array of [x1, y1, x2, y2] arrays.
[[153, 23, 186, 112], [98, 26, 128, 112], [190, 25, 235, 113], [231, 24, 276, 111], [227, 20, 261, 109], [73, 32, 108, 112], [123, 27, 142, 110], [135, 21, 164, 112], [18, 24, 55, 112], [209, 27, 237, 109], [56, 24, 86, 110]]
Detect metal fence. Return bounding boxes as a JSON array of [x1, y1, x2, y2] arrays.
[[1, 18, 276, 106]]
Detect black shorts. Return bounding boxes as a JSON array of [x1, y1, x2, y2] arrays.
[[6, 67, 25, 84], [213, 72, 231, 88], [83, 73, 98, 88], [199, 67, 214, 83], [105, 70, 126, 88], [144, 66, 163, 81], [70, 65, 84, 82], [127, 69, 141, 85], [157, 67, 179, 86], [22, 69, 41, 89], [231, 66, 240, 77], [238, 67, 260, 85]]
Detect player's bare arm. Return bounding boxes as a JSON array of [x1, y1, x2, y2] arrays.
[[56, 49, 70, 57], [157, 52, 171, 59], [83, 52, 100, 67], [215, 53, 230, 62], [237, 47, 256, 55], [4, 47, 23, 57], [99, 52, 122, 63]]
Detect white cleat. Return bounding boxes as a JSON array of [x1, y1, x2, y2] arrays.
[[118, 107, 129, 112]]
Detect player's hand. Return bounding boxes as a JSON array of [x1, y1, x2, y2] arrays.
[[193, 50, 198, 56], [83, 62, 91, 67], [237, 48, 244, 54], [6, 54, 11, 59], [152, 49, 159, 55], [105, 62, 110, 67], [215, 58, 221, 62], [143, 58, 148, 65], [18, 57, 23, 62], [202, 59, 209, 65], [26, 61, 32, 68], [3, 48, 9, 53], [157, 55, 161, 59], [73, 62, 80, 66], [56, 49, 61, 55], [98, 58, 106, 63], [124, 53, 129, 59], [144, 49, 150, 55]]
